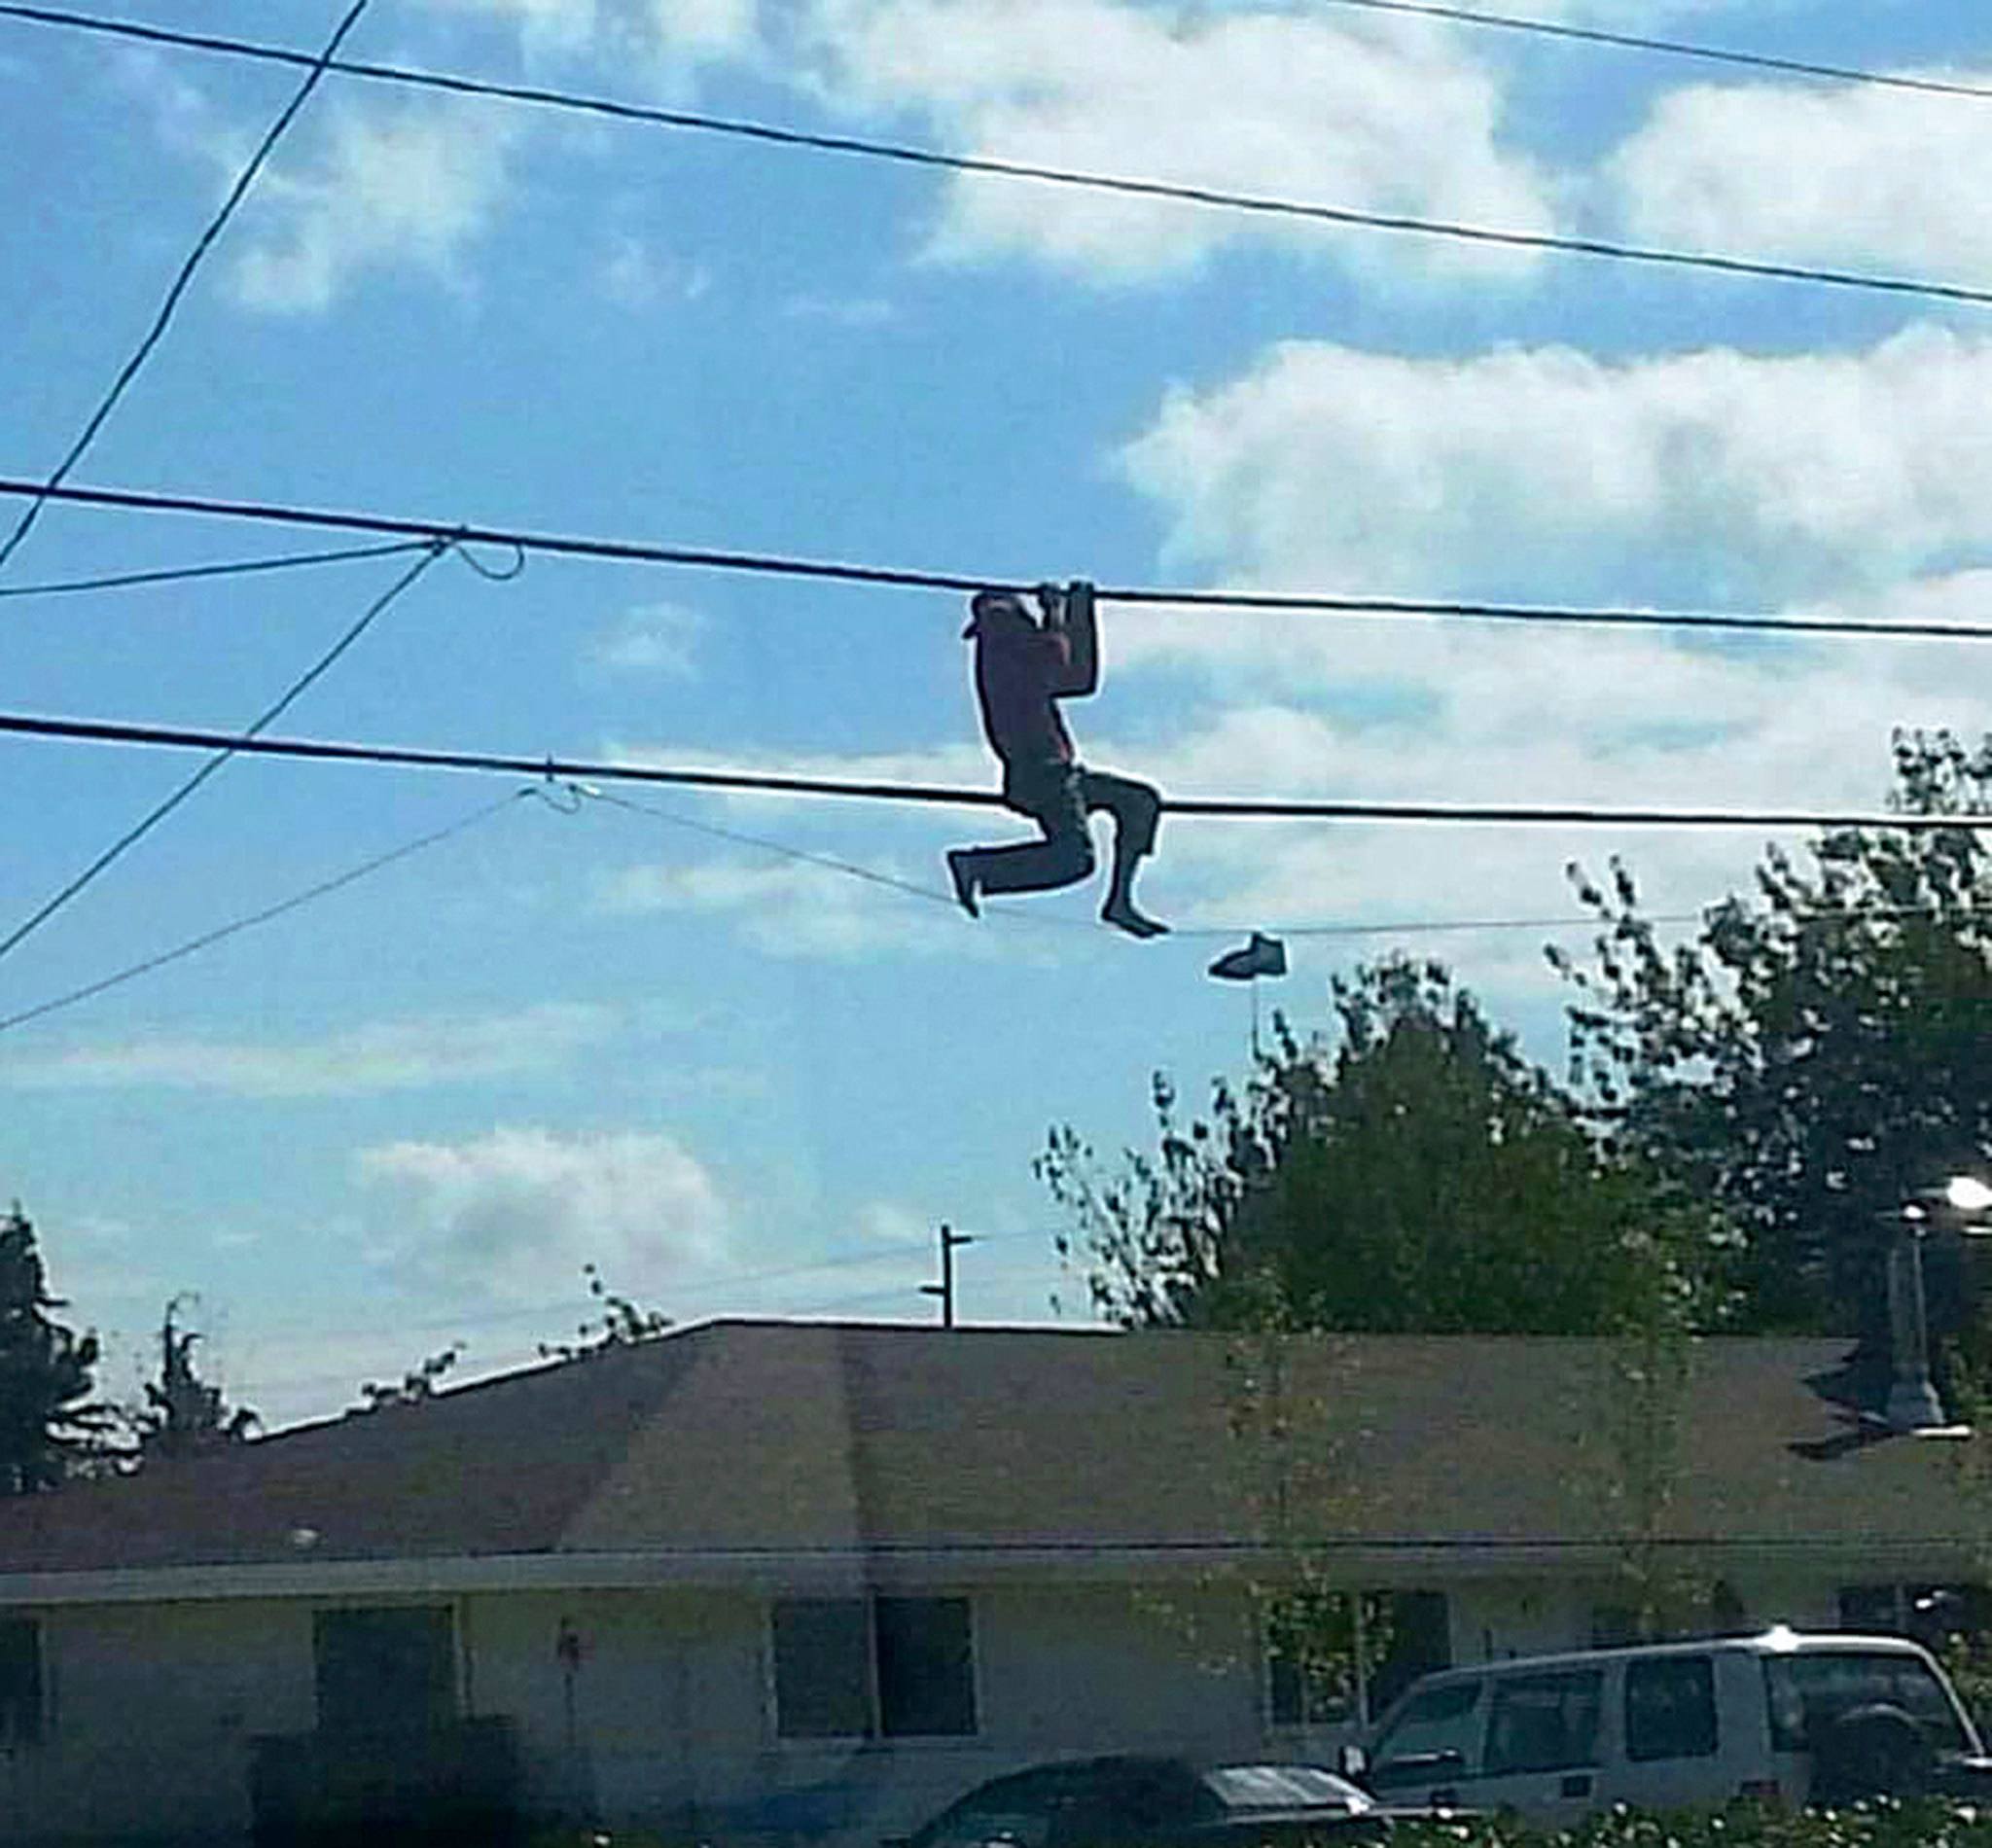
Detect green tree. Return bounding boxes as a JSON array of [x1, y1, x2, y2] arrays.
[[0, 1204, 111, 1492], [128, 1297, 258, 1465], [1043, 956, 1722, 1336], [1551, 729, 1992, 1351]]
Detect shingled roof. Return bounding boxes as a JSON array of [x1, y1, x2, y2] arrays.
[[0, 1320, 1974, 1586]]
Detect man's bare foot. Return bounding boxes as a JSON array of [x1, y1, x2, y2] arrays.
[[945, 850, 980, 919], [1102, 901, 1168, 940]]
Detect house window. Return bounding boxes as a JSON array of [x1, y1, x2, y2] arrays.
[[1625, 1654, 1717, 1761], [771, 1597, 976, 1740], [313, 1607, 456, 1738], [1266, 1590, 1449, 1726], [1371, 1591, 1451, 1713], [1266, 1591, 1356, 1726], [0, 1620, 42, 1748]]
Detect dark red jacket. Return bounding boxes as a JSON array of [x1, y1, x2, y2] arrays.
[[971, 599, 1098, 768]]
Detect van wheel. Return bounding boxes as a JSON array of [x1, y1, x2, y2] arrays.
[[1812, 1704, 1934, 1804]]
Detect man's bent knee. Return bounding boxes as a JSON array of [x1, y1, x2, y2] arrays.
[[1050, 833, 1097, 881]]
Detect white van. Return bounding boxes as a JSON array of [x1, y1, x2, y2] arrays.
[[1350, 1630, 1992, 1825]]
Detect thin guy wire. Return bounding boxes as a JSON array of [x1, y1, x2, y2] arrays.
[[591, 782, 1609, 940], [14, 706, 1992, 834], [7, 5, 1992, 310], [583, 786, 1992, 943], [1314, 0, 1992, 103], [14, 478, 1992, 645], [0, 789, 529, 1035], [0, 538, 433, 600], [0, 542, 445, 966], [582, 785, 965, 909], [0, 0, 373, 576]]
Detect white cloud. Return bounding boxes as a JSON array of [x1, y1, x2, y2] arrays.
[[599, 234, 712, 309], [1606, 70, 1992, 289], [4, 1006, 613, 1098], [356, 1124, 733, 1301], [598, 853, 1008, 958], [1072, 322, 1992, 1021], [799, 0, 1553, 283], [589, 602, 709, 674], [418, 0, 762, 68], [229, 98, 522, 313], [1119, 327, 1992, 609]]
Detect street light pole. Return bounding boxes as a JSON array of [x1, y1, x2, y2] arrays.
[[1885, 1206, 1947, 1433], [1882, 1176, 1992, 1435]]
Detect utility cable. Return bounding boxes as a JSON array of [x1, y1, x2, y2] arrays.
[[13, 477, 1992, 645], [581, 783, 1992, 943], [12, 706, 1992, 835], [580, 785, 965, 910], [0, 538, 435, 601], [0, 0, 372, 576], [0, 541, 445, 967], [7, 4, 1992, 310], [1315, 0, 1992, 105], [0, 789, 530, 1036]]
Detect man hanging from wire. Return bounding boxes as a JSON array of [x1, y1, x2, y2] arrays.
[[946, 580, 1168, 939]]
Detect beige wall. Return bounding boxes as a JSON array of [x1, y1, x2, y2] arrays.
[[0, 1565, 1933, 1846], [0, 1599, 314, 1840]]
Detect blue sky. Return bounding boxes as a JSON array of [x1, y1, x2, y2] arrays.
[[4, 0, 1991, 1426]]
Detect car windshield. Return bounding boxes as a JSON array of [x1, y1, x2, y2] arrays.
[[1202, 1765, 1370, 1812]]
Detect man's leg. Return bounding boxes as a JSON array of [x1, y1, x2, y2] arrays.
[[1078, 768, 1167, 938], [946, 766, 1094, 915]]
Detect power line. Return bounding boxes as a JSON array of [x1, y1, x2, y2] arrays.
[[574, 780, 1992, 945], [0, 542, 446, 967], [0, 538, 435, 601], [8, 4, 1992, 311], [11, 477, 1992, 646], [0, 0, 372, 576], [0, 788, 530, 1036], [1316, 0, 1992, 105], [10, 706, 1992, 835]]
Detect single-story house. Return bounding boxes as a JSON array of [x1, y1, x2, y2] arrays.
[[0, 1318, 1983, 1846]]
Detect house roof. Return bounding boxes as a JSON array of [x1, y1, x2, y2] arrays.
[[0, 1320, 1978, 1585]]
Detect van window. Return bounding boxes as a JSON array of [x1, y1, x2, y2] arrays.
[[1763, 1651, 1972, 1756], [1625, 1654, 1717, 1761], [1483, 1668, 1603, 1776], [1367, 1678, 1481, 1789]]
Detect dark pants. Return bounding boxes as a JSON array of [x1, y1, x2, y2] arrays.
[[959, 760, 1161, 897]]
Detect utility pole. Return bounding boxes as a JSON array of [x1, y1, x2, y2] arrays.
[[920, 1223, 976, 1328]]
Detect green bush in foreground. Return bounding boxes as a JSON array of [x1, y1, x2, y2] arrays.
[[1389, 1799, 1992, 1848]]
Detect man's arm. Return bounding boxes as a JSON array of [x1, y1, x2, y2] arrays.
[[1040, 580, 1099, 698]]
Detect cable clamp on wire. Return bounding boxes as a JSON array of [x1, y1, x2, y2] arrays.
[[441, 526, 526, 581], [525, 778, 585, 815]]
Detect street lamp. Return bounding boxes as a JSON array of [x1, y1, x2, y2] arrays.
[[1884, 1174, 1992, 1435]]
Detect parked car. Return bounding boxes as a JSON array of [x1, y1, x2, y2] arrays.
[[1348, 1627, 1992, 1825], [892, 1754, 1443, 1848]]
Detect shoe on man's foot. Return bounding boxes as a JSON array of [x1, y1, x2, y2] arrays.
[[1102, 901, 1168, 940], [945, 850, 980, 919]]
